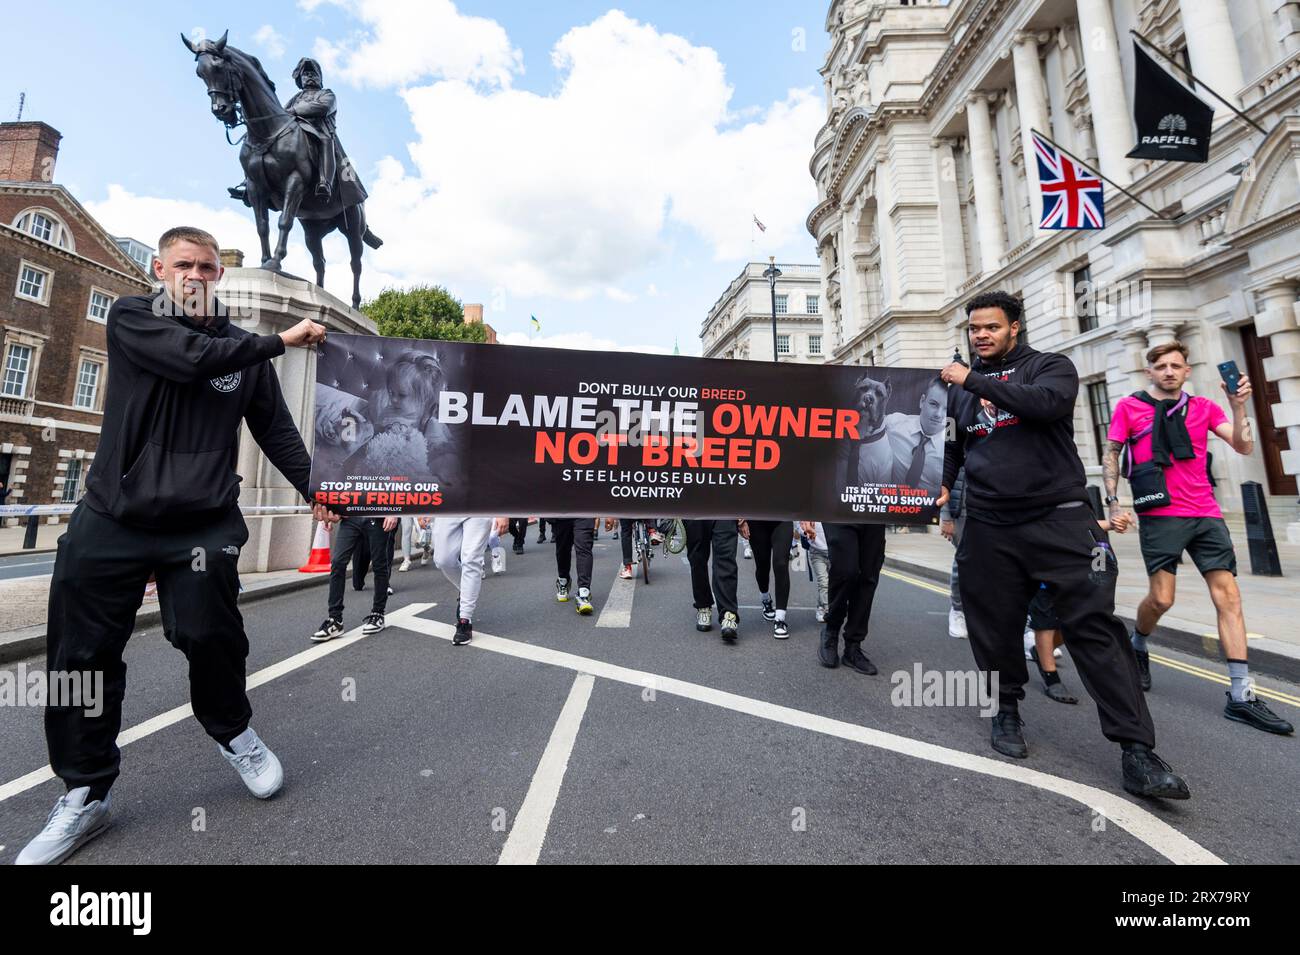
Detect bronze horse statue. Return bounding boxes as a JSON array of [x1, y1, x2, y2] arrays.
[[183, 31, 382, 308]]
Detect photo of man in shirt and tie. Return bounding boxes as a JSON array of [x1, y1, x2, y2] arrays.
[[884, 376, 947, 490]]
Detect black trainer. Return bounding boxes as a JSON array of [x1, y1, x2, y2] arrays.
[[842, 643, 877, 675], [818, 625, 839, 668], [1121, 743, 1190, 799], [311, 617, 344, 643], [1224, 690, 1294, 735], [1044, 682, 1079, 705], [990, 709, 1028, 759], [453, 618, 472, 645], [1134, 649, 1152, 691], [760, 595, 776, 621]]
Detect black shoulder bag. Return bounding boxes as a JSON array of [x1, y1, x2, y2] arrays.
[[1120, 392, 1189, 512]]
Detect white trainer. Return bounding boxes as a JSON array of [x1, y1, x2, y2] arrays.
[[948, 608, 968, 639], [220, 727, 283, 799], [15, 787, 112, 865], [398, 557, 412, 573]]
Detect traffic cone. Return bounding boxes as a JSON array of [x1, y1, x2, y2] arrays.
[[298, 520, 333, 573]]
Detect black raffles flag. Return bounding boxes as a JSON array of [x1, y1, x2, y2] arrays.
[[307, 335, 948, 523], [1126, 41, 1213, 163]]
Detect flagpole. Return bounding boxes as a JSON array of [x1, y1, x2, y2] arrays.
[[1030, 128, 1168, 219], [1129, 30, 1269, 136]]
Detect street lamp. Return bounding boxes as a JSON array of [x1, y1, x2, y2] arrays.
[[762, 255, 781, 362]]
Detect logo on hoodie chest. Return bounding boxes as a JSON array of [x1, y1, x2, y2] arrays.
[[210, 372, 242, 393], [966, 367, 1020, 436]]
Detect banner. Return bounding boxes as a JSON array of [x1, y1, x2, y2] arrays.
[[1125, 42, 1213, 163], [308, 335, 945, 523]]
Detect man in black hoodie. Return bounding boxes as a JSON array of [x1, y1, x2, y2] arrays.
[[17, 226, 334, 865], [939, 290, 1189, 800]]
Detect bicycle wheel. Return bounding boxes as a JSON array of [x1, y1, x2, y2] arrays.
[[663, 518, 687, 555]]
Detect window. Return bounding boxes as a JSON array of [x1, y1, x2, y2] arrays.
[[29, 213, 53, 242], [776, 334, 791, 355], [807, 295, 820, 315], [17, 263, 50, 304], [1087, 380, 1112, 465], [1074, 266, 1097, 333], [808, 334, 822, 356], [87, 290, 113, 323], [14, 210, 71, 250], [61, 459, 83, 504], [774, 294, 789, 315], [3, 344, 33, 397], [75, 360, 101, 410]]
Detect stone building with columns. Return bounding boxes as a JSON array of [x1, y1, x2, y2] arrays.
[[701, 261, 826, 363], [808, 0, 1300, 533]]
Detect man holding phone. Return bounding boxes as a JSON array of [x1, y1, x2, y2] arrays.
[[1104, 342, 1292, 735]]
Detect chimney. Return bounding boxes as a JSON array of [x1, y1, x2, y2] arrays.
[[220, 248, 245, 268], [463, 303, 484, 324], [0, 121, 61, 183]]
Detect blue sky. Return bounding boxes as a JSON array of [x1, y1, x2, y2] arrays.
[[1, 1, 829, 354]]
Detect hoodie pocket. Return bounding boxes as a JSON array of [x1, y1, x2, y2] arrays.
[[114, 441, 238, 524]]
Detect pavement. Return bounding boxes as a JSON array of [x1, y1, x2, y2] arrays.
[[0, 531, 1295, 864], [883, 525, 1300, 681]]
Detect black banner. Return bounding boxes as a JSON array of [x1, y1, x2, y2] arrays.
[[1126, 41, 1213, 163], [307, 335, 945, 523]]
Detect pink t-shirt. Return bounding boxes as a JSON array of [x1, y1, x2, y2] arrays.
[[1108, 394, 1229, 518]]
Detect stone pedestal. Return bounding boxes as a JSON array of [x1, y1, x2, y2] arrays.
[[216, 268, 377, 573]]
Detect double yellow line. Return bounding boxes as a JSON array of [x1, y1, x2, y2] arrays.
[[881, 568, 1300, 710]]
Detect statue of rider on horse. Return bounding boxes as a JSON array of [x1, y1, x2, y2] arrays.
[[183, 30, 382, 308]]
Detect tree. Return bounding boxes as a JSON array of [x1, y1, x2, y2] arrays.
[[360, 284, 487, 343]]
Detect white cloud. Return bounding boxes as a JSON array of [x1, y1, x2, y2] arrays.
[[254, 24, 286, 59], [304, 0, 521, 89], [354, 10, 822, 300], [83, 185, 407, 306], [497, 330, 670, 355]]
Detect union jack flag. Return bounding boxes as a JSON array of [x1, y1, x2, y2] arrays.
[[1033, 130, 1104, 229]]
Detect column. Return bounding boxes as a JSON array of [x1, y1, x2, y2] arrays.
[[1075, 0, 1133, 186], [873, 163, 899, 309], [839, 202, 862, 340], [1276, 1, 1300, 56], [932, 136, 968, 291], [1254, 283, 1300, 530], [1178, 0, 1246, 106], [966, 92, 1007, 274], [1011, 31, 1052, 232]]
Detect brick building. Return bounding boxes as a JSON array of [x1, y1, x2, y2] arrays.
[[0, 121, 153, 523]]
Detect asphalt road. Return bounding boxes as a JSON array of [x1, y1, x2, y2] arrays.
[[0, 552, 55, 581], [1, 531, 1296, 864]]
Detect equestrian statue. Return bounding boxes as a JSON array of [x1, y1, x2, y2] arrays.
[[183, 30, 383, 308]]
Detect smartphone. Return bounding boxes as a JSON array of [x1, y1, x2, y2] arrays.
[[1217, 360, 1242, 395]]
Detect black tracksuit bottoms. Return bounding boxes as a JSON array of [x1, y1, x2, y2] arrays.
[[684, 519, 739, 617], [825, 522, 887, 644], [45, 504, 252, 798], [552, 518, 594, 590], [957, 508, 1155, 746], [746, 520, 793, 610], [508, 518, 528, 549], [329, 517, 392, 619]]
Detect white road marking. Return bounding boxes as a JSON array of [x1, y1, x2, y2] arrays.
[[498, 672, 595, 865], [595, 567, 636, 628], [397, 605, 1223, 866], [0, 605, 430, 804]]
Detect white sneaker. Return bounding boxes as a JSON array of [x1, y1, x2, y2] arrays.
[[15, 787, 112, 865], [1023, 628, 1036, 660], [220, 727, 283, 799], [948, 609, 968, 639], [815, 608, 825, 624], [398, 557, 412, 573]]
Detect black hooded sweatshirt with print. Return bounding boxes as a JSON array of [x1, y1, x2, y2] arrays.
[[83, 293, 311, 529], [942, 339, 1090, 524]]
